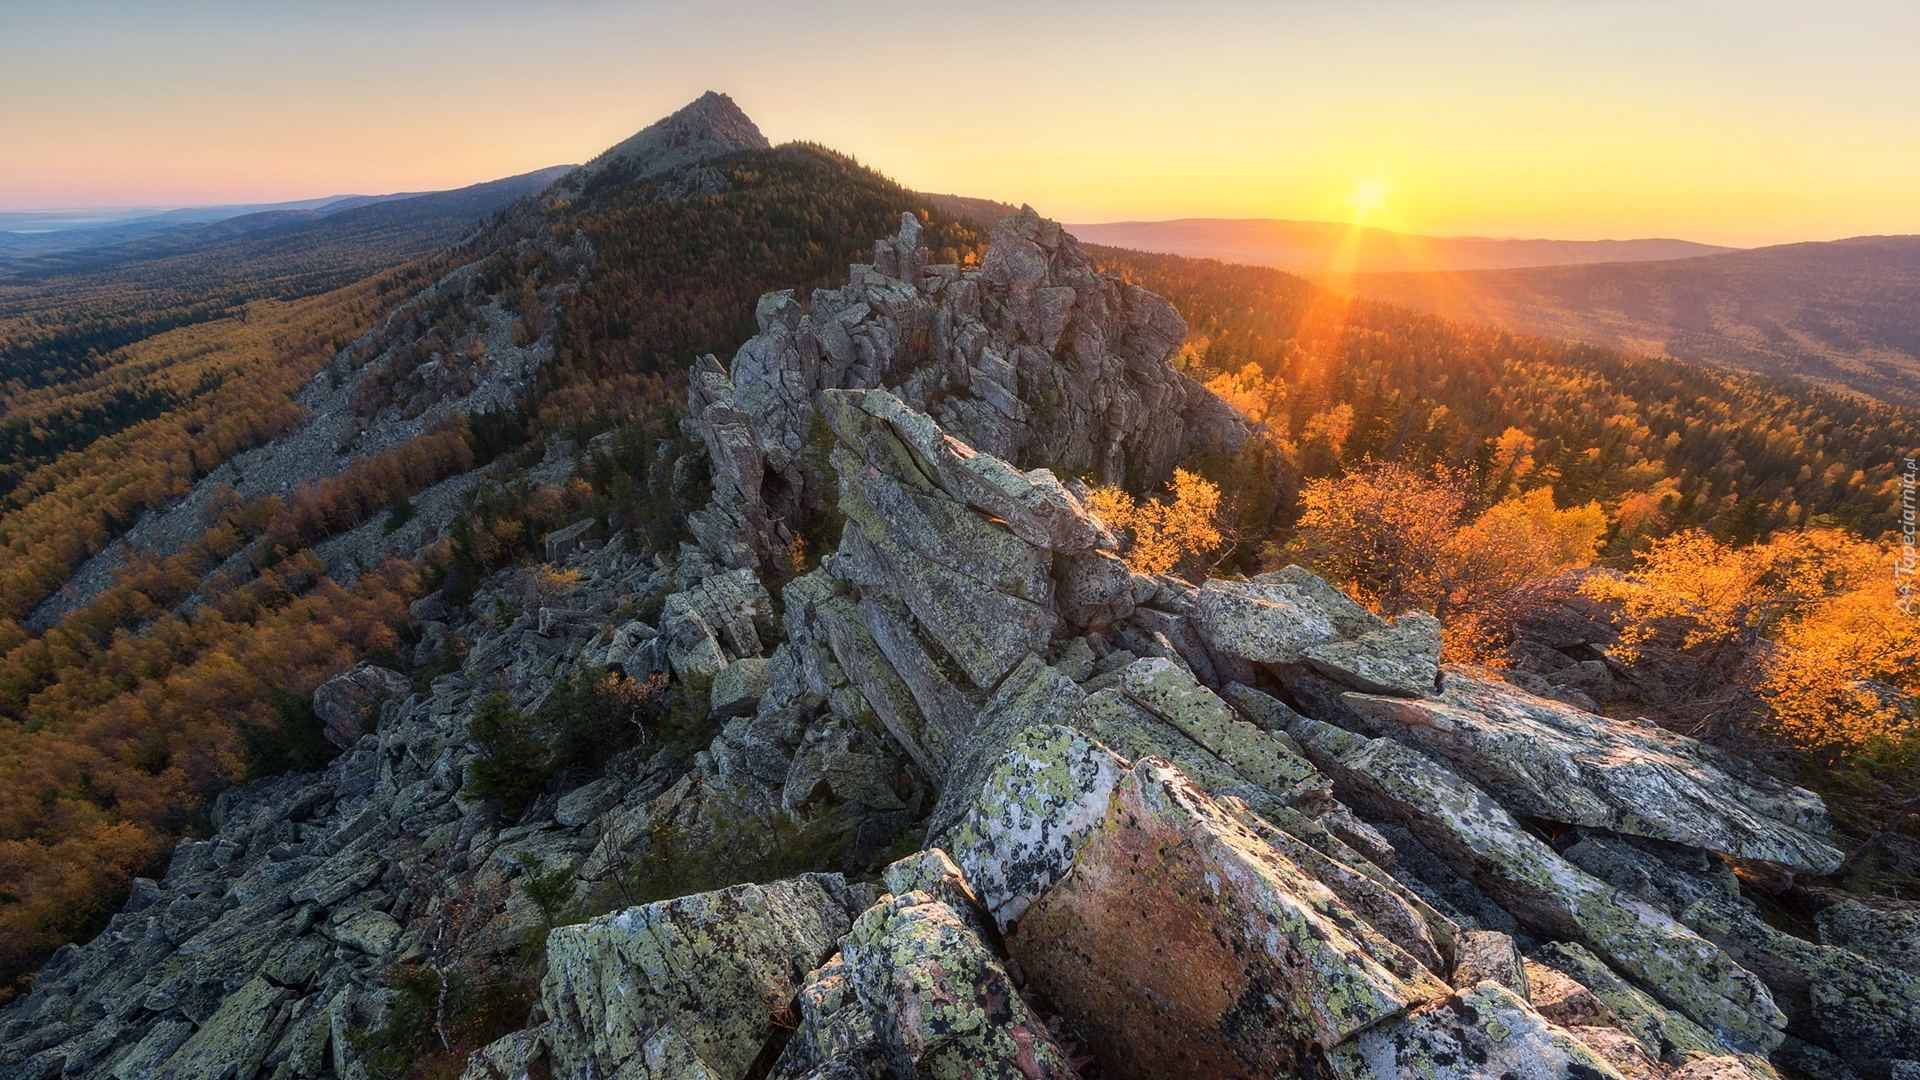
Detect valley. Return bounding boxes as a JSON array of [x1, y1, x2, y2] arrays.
[[0, 92, 1914, 1080]]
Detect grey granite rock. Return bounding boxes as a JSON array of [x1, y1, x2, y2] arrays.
[[1340, 672, 1844, 873]]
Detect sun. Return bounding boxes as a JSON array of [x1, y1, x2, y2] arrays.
[[1344, 177, 1391, 223]]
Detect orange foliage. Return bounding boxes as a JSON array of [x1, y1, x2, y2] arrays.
[[1289, 463, 1606, 628], [0, 559, 416, 993], [1085, 469, 1225, 577], [0, 270, 418, 625], [1587, 527, 1919, 752]]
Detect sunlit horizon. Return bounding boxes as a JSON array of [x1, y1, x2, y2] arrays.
[[4, 1, 1916, 248]]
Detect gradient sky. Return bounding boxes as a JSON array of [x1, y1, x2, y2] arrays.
[[3, 0, 1915, 246]]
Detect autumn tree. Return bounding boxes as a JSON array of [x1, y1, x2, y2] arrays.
[[1285, 462, 1606, 631], [1585, 528, 1920, 752], [1085, 468, 1227, 578], [1585, 527, 1920, 868]]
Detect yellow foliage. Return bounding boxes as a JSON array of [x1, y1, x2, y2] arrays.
[[1446, 487, 1607, 608], [1492, 427, 1538, 480], [1582, 528, 1876, 657], [1204, 362, 1278, 424], [1292, 464, 1605, 625], [1086, 468, 1225, 577], [1301, 404, 1356, 456], [1587, 528, 1917, 751]]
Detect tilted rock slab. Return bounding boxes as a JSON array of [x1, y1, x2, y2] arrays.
[[1009, 757, 1451, 1079], [841, 890, 1080, 1080], [1192, 566, 1441, 697], [945, 723, 1127, 931], [540, 874, 860, 1080], [683, 207, 1247, 572], [1284, 713, 1787, 1054], [1329, 980, 1629, 1080], [1340, 672, 1844, 873]]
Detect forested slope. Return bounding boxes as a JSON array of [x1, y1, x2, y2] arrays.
[[0, 139, 983, 993], [1, 117, 1914, 1005], [1092, 246, 1919, 549]]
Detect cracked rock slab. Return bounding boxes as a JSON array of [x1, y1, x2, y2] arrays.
[[1009, 757, 1449, 1078], [540, 874, 859, 1080], [1329, 980, 1628, 1080], [1340, 672, 1844, 873]]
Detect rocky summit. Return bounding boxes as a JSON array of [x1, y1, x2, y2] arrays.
[[4, 210, 1916, 1080]]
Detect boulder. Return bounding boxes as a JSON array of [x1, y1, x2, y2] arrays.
[[1452, 929, 1530, 996], [331, 910, 401, 956], [841, 890, 1079, 1079], [1054, 549, 1135, 629], [763, 953, 890, 1080], [1329, 980, 1627, 1080], [1533, 942, 1730, 1064], [1817, 901, 1920, 977], [924, 655, 1087, 842], [543, 517, 598, 564], [660, 592, 730, 679], [1009, 757, 1449, 1078], [312, 664, 411, 749], [946, 724, 1126, 930], [1190, 575, 1353, 665], [460, 1025, 550, 1080], [540, 875, 859, 1080], [1680, 895, 1920, 1064], [1302, 610, 1443, 697], [153, 975, 291, 1080], [1339, 672, 1844, 873], [709, 656, 771, 719]]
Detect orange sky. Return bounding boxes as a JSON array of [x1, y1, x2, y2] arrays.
[[3, 1, 1916, 247]]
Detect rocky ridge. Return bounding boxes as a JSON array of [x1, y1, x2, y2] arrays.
[[3, 211, 1916, 1080]]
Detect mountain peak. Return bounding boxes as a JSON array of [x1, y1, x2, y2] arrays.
[[569, 91, 770, 190]]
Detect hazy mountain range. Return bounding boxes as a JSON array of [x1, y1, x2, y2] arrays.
[[1059, 217, 1735, 275], [1038, 214, 1920, 406], [0, 167, 574, 271], [1344, 235, 1920, 405]]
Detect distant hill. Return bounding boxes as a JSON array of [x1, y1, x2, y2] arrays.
[[1343, 235, 1920, 405], [0, 190, 431, 263], [1060, 217, 1734, 275], [1, 165, 575, 280], [0, 165, 573, 397]]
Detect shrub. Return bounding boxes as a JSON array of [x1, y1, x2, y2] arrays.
[[1086, 468, 1227, 578], [463, 670, 668, 818]]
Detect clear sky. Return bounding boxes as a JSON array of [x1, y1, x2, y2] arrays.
[[3, 0, 1915, 246]]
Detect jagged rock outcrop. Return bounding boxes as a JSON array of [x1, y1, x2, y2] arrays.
[[8, 201, 1911, 1080], [1339, 673, 1844, 873], [683, 207, 1249, 572]]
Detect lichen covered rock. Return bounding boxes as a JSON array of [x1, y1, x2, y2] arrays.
[[540, 874, 860, 1080], [946, 724, 1125, 931], [1329, 980, 1627, 1080], [842, 890, 1079, 1080], [1284, 712, 1787, 1053], [1339, 673, 1844, 873], [1010, 758, 1449, 1078]]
